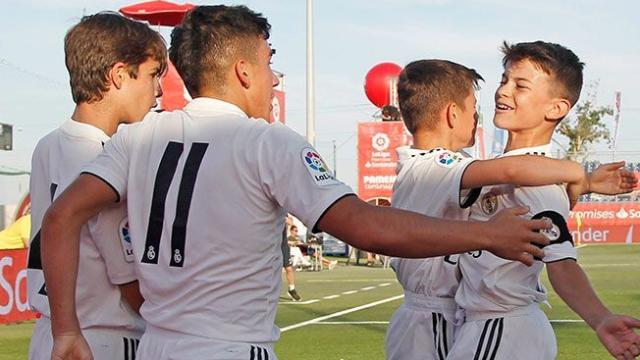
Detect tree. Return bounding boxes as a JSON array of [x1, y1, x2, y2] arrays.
[[556, 82, 612, 161]]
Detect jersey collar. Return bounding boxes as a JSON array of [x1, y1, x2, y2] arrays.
[[396, 146, 449, 161], [501, 143, 553, 158], [60, 119, 110, 143], [184, 97, 248, 118]]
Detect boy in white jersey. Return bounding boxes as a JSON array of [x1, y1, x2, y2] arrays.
[[27, 12, 166, 360], [384, 60, 635, 360], [40, 6, 556, 360], [449, 41, 640, 360]]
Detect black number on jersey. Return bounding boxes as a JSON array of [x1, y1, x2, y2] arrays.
[[27, 183, 58, 296], [141, 141, 209, 267]]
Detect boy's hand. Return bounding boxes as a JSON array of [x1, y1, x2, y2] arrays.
[[485, 206, 550, 266], [587, 161, 638, 196], [51, 333, 93, 360], [595, 314, 640, 360], [566, 161, 637, 209]]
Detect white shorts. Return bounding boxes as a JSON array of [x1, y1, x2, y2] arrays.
[[447, 304, 556, 360], [28, 316, 142, 360], [385, 292, 458, 360], [137, 325, 278, 360]]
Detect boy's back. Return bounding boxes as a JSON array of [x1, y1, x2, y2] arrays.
[[28, 120, 144, 359], [82, 98, 353, 350]]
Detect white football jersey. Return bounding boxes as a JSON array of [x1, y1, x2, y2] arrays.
[[82, 98, 353, 343], [390, 147, 480, 298], [27, 119, 143, 332], [455, 144, 577, 314]]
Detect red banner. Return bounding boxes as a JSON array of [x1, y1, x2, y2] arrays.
[[357, 121, 411, 201], [568, 202, 640, 244], [0, 249, 36, 324]]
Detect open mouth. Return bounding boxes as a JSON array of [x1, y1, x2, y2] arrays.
[[495, 103, 514, 111]]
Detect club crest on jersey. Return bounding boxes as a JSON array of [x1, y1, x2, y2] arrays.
[[540, 217, 561, 241], [146, 246, 156, 261], [481, 192, 498, 215], [301, 147, 339, 186], [118, 217, 135, 263], [173, 249, 183, 264], [435, 151, 461, 168]]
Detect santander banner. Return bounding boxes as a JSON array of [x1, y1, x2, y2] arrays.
[[568, 202, 640, 244], [0, 249, 36, 324], [357, 121, 411, 201]]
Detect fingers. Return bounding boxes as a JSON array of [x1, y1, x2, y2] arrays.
[[527, 218, 552, 232], [516, 253, 534, 267], [629, 344, 640, 357], [602, 161, 626, 171], [502, 206, 530, 217], [622, 316, 640, 329], [524, 243, 546, 260]]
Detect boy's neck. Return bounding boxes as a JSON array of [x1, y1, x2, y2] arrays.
[[71, 102, 120, 137], [503, 128, 553, 153], [412, 130, 460, 152]]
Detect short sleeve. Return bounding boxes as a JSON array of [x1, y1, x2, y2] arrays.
[[532, 210, 577, 263], [429, 151, 479, 208], [88, 203, 137, 285], [81, 125, 132, 202], [257, 123, 354, 231]]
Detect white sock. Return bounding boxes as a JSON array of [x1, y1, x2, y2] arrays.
[[289, 285, 295, 291]]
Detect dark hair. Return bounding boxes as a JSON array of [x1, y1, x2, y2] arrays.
[[170, 5, 271, 97], [501, 41, 584, 106], [65, 11, 167, 104], [398, 60, 483, 134]]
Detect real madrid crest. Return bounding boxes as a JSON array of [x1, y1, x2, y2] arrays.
[[481, 192, 498, 215]]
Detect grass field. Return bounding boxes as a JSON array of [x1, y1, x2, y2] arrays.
[[2, 244, 638, 359]]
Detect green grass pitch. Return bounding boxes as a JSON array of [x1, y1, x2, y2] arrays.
[[2, 245, 638, 359]]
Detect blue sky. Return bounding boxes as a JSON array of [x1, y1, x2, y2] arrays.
[[1, 0, 639, 204]]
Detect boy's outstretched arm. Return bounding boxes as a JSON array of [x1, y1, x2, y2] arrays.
[[460, 155, 585, 190], [318, 195, 550, 266], [566, 161, 638, 208], [547, 260, 640, 359]]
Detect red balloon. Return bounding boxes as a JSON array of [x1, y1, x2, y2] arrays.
[[364, 62, 403, 108]]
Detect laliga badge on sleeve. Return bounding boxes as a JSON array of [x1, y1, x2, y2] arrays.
[[301, 147, 339, 186], [119, 217, 135, 263], [435, 150, 462, 168]]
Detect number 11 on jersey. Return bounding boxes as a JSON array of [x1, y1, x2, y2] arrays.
[[141, 141, 209, 267]]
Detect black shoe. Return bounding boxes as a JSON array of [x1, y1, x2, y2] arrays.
[[287, 288, 302, 301]]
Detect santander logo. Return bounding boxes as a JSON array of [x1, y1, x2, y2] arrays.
[[616, 208, 629, 219]]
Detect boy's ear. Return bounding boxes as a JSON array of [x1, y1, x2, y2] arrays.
[[444, 102, 457, 129], [108, 62, 128, 90], [546, 98, 572, 121], [235, 59, 251, 89]]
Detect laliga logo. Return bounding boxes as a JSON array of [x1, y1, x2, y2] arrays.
[[372, 133, 390, 151], [616, 207, 629, 219], [304, 151, 328, 173]]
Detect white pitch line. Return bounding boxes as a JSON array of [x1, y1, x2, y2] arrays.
[[280, 294, 404, 332], [303, 319, 585, 326], [323, 295, 340, 300], [279, 299, 319, 305], [378, 283, 391, 287], [360, 286, 376, 291], [317, 321, 390, 325], [575, 244, 589, 249], [341, 290, 358, 295]]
